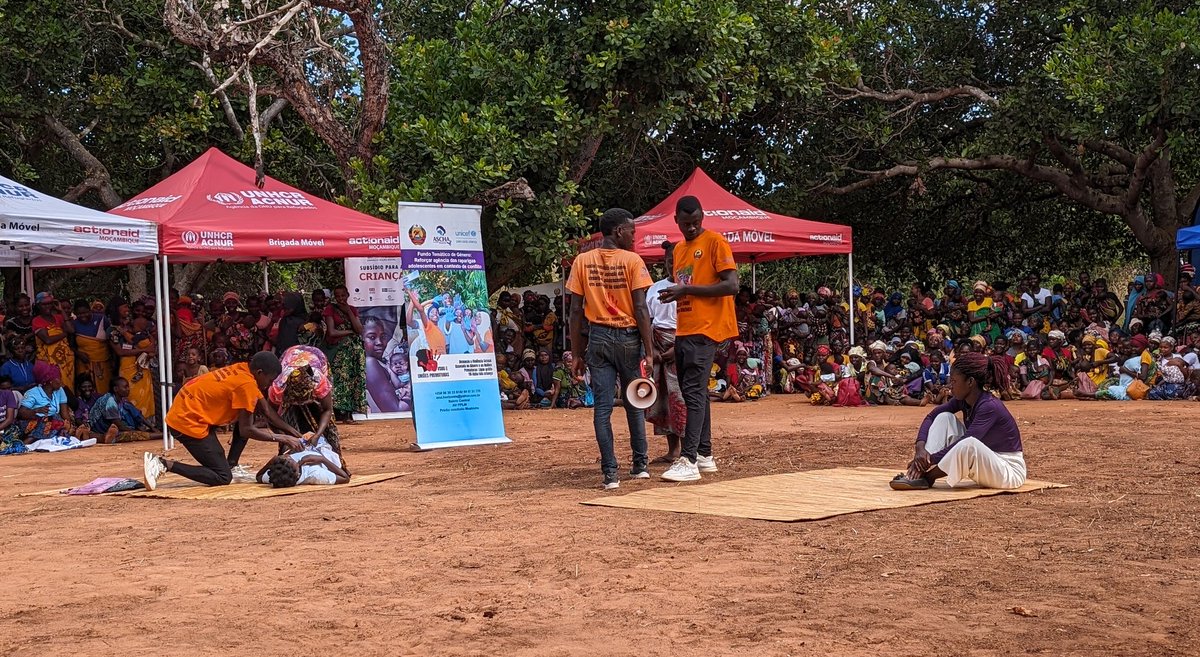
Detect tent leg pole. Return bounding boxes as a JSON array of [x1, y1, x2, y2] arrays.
[[18, 260, 25, 296], [751, 261, 757, 293], [163, 255, 175, 450], [848, 253, 855, 346], [153, 257, 171, 451], [263, 261, 269, 295]]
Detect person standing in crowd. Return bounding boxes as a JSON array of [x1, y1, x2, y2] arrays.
[[657, 195, 738, 483], [32, 292, 75, 393], [323, 285, 366, 423], [5, 294, 34, 343], [108, 299, 157, 421], [72, 299, 113, 395], [142, 351, 304, 490], [645, 240, 687, 464], [567, 207, 655, 490]]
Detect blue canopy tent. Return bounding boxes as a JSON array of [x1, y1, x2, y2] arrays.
[[1177, 225, 1200, 250]]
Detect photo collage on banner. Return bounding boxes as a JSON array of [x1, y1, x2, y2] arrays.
[[399, 202, 509, 449], [345, 257, 413, 420]]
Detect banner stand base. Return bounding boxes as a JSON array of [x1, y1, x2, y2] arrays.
[[413, 437, 512, 451]]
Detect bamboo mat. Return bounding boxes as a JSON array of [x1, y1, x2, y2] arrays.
[[19, 472, 407, 500], [582, 467, 1067, 522]]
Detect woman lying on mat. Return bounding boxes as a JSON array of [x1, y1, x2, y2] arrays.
[[891, 351, 1026, 491], [256, 435, 349, 487]]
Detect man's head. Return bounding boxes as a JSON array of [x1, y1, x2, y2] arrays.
[[113, 376, 131, 399], [599, 208, 635, 250], [249, 351, 283, 389], [675, 196, 704, 241], [266, 455, 300, 488]]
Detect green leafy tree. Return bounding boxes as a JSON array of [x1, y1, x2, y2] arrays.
[[790, 0, 1200, 285]]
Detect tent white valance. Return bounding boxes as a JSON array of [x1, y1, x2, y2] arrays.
[[0, 176, 158, 268]]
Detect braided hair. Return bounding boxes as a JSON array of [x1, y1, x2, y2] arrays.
[[266, 455, 300, 488], [951, 351, 993, 390]]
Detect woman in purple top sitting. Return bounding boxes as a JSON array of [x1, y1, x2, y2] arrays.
[[891, 351, 1027, 490]]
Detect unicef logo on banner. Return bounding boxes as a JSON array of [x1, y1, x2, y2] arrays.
[[206, 192, 245, 207]]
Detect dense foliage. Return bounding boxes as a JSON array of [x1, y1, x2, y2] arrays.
[[1, 1, 1195, 298]]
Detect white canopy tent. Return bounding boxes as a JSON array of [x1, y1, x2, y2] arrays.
[[0, 176, 167, 443]]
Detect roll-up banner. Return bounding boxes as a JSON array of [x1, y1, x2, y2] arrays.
[[344, 257, 413, 420], [397, 202, 509, 449]]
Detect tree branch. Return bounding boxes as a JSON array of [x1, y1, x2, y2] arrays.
[[194, 56, 245, 141], [832, 81, 999, 115], [468, 178, 535, 207], [42, 115, 123, 208]]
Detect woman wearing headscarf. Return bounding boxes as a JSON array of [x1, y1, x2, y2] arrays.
[[1041, 329, 1076, 399], [967, 281, 1001, 343], [890, 352, 1026, 490], [172, 295, 207, 378], [32, 292, 75, 394], [71, 299, 113, 395], [1136, 274, 1173, 334], [18, 362, 80, 442], [1124, 276, 1146, 331], [108, 298, 157, 419]]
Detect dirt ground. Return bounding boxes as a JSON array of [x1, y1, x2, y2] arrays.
[[1, 396, 1198, 656]]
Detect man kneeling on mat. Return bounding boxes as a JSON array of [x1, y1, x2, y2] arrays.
[[256, 435, 349, 487], [143, 351, 305, 490], [891, 351, 1027, 491]]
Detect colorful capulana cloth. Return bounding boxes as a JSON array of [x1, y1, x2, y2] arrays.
[[269, 345, 333, 406]]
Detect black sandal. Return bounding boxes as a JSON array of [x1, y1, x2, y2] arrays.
[[890, 473, 932, 490]]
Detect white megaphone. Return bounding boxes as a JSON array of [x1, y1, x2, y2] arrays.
[[625, 362, 658, 410]]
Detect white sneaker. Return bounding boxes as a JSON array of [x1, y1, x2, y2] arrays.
[[143, 452, 166, 491], [603, 478, 620, 490], [661, 457, 701, 482], [696, 455, 718, 473], [629, 469, 651, 480]]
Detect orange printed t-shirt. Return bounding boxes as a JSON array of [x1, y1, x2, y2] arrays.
[[166, 362, 263, 439], [566, 248, 653, 328], [673, 230, 737, 341]]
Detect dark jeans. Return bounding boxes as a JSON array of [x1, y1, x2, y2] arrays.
[[675, 334, 717, 463], [168, 428, 232, 486], [586, 325, 648, 477]]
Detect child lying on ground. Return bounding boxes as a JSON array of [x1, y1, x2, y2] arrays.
[[256, 436, 350, 487]]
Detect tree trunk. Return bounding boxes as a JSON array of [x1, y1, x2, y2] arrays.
[[1149, 237, 1181, 290], [127, 264, 148, 300]]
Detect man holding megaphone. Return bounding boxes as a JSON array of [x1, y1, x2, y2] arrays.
[[567, 208, 656, 490]]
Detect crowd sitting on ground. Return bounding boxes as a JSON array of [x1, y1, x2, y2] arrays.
[[1, 262, 1194, 458], [492, 264, 1200, 409], [0, 284, 382, 457]]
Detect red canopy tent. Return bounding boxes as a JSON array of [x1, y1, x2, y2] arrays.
[[581, 167, 858, 339], [109, 148, 403, 448], [611, 167, 851, 262], [109, 148, 400, 262]]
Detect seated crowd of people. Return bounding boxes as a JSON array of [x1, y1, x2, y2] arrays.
[[492, 265, 1200, 409], [0, 284, 383, 456]]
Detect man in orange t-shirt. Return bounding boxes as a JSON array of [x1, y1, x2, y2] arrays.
[[657, 195, 739, 482], [141, 351, 304, 489], [567, 208, 655, 490]]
